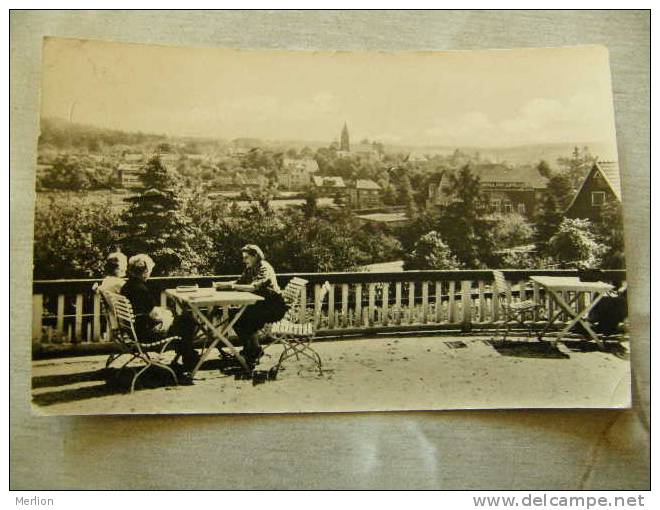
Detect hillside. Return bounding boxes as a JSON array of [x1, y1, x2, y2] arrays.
[[38, 117, 169, 150]]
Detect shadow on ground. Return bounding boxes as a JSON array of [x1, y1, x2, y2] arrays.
[[31, 367, 177, 406], [486, 339, 570, 359], [31, 356, 278, 407], [564, 339, 629, 359]]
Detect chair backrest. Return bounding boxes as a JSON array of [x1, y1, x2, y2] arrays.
[[96, 287, 120, 332], [281, 277, 309, 323], [492, 270, 512, 301], [103, 291, 138, 342], [268, 279, 331, 334]]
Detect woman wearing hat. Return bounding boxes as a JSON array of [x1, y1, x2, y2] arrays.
[[220, 244, 287, 366]]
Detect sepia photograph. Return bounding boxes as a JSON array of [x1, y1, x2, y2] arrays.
[[31, 37, 631, 415]]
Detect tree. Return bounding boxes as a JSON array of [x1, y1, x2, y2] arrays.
[[557, 146, 597, 190], [548, 218, 607, 269], [405, 231, 460, 270], [597, 201, 626, 268], [39, 156, 89, 191], [534, 161, 573, 256], [33, 195, 121, 279], [489, 213, 535, 250], [381, 183, 398, 206], [118, 156, 204, 275], [435, 165, 496, 268], [177, 184, 230, 274], [398, 174, 416, 213], [300, 186, 319, 218], [537, 159, 553, 179]]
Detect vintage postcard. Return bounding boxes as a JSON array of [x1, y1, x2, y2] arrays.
[[31, 38, 630, 415]]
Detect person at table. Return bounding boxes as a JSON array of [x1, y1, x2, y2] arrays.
[[97, 249, 127, 294], [218, 244, 287, 366], [121, 254, 200, 372]]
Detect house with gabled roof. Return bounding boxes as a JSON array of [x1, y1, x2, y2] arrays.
[[565, 161, 622, 223]]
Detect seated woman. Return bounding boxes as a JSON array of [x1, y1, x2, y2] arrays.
[[97, 250, 128, 294], [121, 254, 200, 373], [220, 244, 287, 366]]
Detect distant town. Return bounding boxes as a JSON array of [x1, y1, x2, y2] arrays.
[[33, 117, 624, 279], [36, 118, 618, 220]]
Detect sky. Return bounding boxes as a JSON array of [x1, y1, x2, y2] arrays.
[[41, 38, 619, 150]]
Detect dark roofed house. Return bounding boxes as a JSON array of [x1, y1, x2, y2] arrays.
[[348, 179, 381, 209], [427, 164, 547, 218], [312, 175, 346, 193], [565, 161, 622, 223]]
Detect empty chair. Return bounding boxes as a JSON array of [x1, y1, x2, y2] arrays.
[[492, 270, 544, 341], [102, 290, 179, 392], [265, 278, 330, 375]]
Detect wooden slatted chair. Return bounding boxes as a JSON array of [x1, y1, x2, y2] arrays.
[[102, 291, 179, 393], [265, 278, 330, 375], [95, 287, 127, 369], [492, 270, 544, 341]]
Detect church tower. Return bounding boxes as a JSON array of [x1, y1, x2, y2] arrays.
[[340, 122, 350, 152]]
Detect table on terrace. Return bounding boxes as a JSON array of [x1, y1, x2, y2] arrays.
[[530, 276, 614, 348], [165, 287, 263, 376]]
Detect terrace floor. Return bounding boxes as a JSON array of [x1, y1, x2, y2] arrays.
[[31, 334, 631, 415]]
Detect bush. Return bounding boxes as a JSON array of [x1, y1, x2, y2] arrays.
[[548, 218, 607, 269], [405, 231, 460, 270], [33, 195, 121, 279]]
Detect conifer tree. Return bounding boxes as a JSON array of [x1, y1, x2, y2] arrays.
[[436, 165, 495, 268], [118, 156, 202, 275]]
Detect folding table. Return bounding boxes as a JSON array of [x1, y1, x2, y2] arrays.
[[165, 287, 264, 376], [530, 276, 614, 348]]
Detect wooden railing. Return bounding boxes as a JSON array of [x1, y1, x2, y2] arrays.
[[32, 269, 626, 350]]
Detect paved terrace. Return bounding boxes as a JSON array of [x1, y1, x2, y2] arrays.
[[32, 334, 631, 416]]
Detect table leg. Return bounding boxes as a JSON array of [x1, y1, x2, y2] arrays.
[[187, 303, 250, 375], [550, 291, 606, 348], [537, 290, 579, 342]]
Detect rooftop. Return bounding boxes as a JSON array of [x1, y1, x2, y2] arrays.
[[355, 179, 381, 190], [468, 163, 548, 189], [357, 212, 408, 223], [312, 175, 346, 188], [596, 161, 622, 200], [282, 158, 320, 173]]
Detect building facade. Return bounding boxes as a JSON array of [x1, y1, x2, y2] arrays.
[[279, 158, 320, 189], [427, 164, 547, 218], [348, 179, 382, 209]]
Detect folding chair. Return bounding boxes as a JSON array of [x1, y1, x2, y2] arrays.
[[265, 279, 330, 375], [492, 270, 544, 341], [102, 291, 179, 392], [95, 287, 127, 369]]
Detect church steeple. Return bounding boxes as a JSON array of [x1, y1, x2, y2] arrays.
[[340, 122, 350, 152]]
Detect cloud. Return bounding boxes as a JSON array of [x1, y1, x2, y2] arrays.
[[423, 94, 616, 147]]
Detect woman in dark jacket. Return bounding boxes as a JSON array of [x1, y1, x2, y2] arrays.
[[121, 254, 200, 373], [222, 244, 287, 366]]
